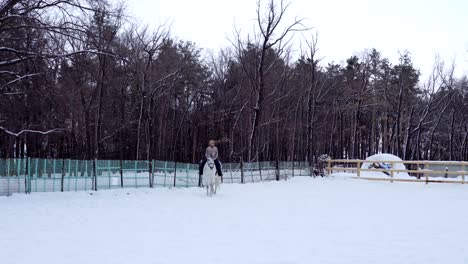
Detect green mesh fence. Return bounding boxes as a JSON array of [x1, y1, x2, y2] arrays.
[[0, 159, 310, 196]]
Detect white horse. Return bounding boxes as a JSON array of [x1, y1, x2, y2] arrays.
[[203, 157, 221, 196]]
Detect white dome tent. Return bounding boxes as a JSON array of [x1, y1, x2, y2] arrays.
[[360, 153, 410, 178]]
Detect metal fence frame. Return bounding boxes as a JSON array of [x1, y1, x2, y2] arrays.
[[0, 158, 310, 196]]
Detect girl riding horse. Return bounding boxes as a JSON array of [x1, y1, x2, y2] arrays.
[[199, 140, 223, 177]]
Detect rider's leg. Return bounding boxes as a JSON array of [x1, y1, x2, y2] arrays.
[[199, 159, 207, 175], [214, 159, 223, 176]]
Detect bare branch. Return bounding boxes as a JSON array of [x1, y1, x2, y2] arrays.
[[0, 126, 65, 137], [1, 73, 44, 89]]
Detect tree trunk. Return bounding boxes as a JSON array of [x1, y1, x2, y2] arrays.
[[449, 107, 456, 160], [403, 106, 414, 160]]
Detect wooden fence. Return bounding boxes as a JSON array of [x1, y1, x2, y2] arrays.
[[326, 159, 467, 184]]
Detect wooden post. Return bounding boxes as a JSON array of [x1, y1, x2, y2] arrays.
[[425, 163, 430, 182], [462, 164, 465, 184], [390, 161, 394, 183], [357, 160, 361, 178], [326, 160, 331, 176], [425, 163, 429, 185], [416, 162, 420, 179]]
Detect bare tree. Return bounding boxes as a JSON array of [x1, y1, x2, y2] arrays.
[[233, 0, 307, 161]]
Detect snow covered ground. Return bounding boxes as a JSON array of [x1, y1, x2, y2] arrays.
[[1, 176, 468, 264]]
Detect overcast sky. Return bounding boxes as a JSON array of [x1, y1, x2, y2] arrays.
[[128, 0, 468, 79]]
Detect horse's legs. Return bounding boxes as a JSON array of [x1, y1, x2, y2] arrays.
[[215, 177, 220, 194], [206, 185, 209, 196]]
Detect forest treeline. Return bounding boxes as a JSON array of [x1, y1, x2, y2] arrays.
[[0, 0, 467, 164]]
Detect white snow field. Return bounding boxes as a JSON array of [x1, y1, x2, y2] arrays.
[[1, 176, 468, 264]]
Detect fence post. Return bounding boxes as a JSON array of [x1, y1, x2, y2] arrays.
[[151, 160, 155, 188], [425, 164, 429, 185], [107, 160, 111, 189], [52, 159, 56, 192], [74, 159, 78, 192], [16, 159, 21, 193], [275, 160, 280, 181], [120, 159, 123, 188], [31, 158, 35, 193], [35, 159, 39, 192], [148, 160, 152, 188], [357, 160, 361, 178], [230, 163, 233, 184], [173, 161, 177, 187], [133, 160, 138, 188], [240, 158, 244, 184], [326, 160, 331, 176], [258, 161, 263, 182], [43, 158, 47, 177], [61, 159, 65, 192], [6, 159, 10, 196], [390, 161, 394, 183], [462, 164, 465, 184], [68, 159, 71, 191], [26, 157, 30, 194], [186, 163, 189, 188], [250, 162, 254, 182], [425, 163, 430, 182], [163, 161, 168, 187], [292, 160, 295, 178], [93, 158, 97, 191], [17, 158, 20, 177], [416, 163, 421, 179], [84, 160, 88, 191], [75, 159, 78, 177]]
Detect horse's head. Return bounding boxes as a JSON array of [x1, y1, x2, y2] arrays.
[[207, 157, 215, 170]]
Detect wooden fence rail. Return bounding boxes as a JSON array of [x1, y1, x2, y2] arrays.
[[326, 159, 467, 184]]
